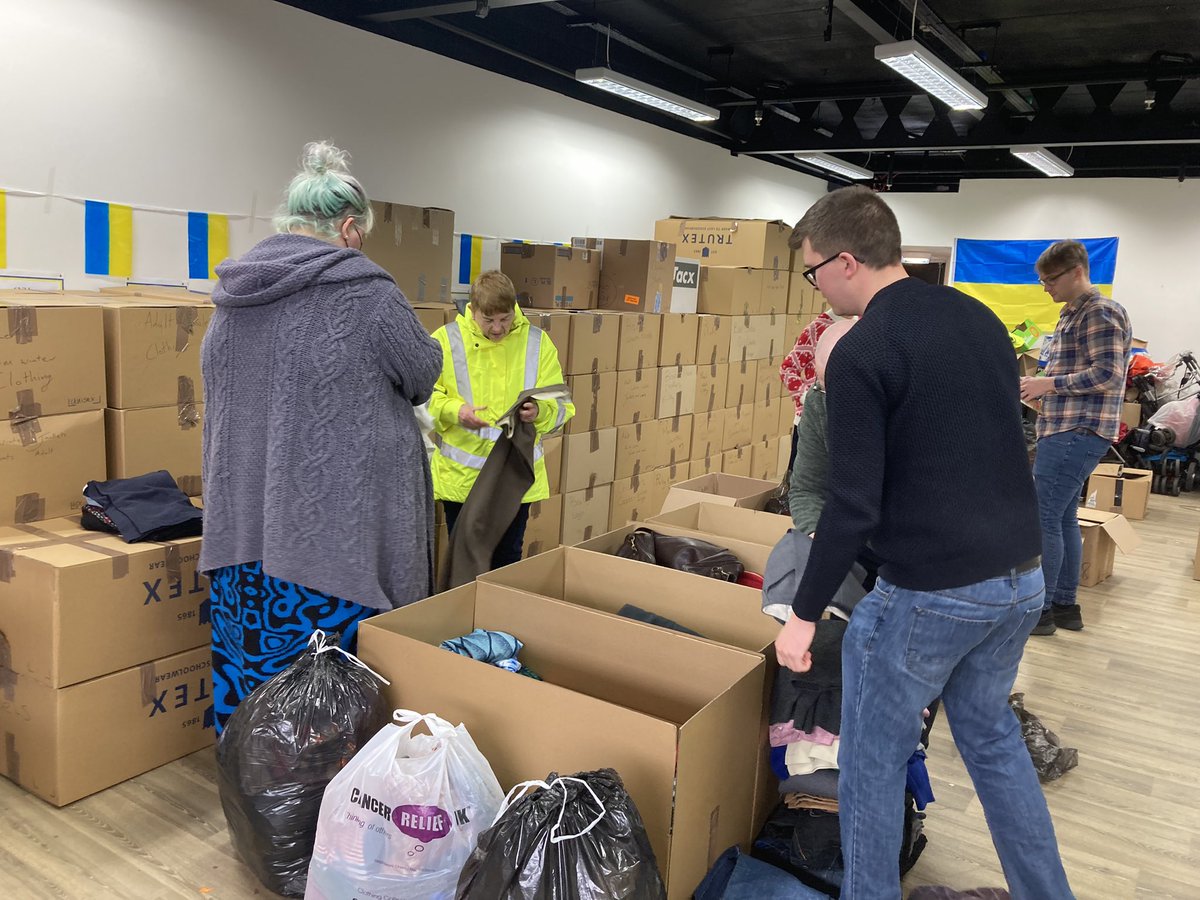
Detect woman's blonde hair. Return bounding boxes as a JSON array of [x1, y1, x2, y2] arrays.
[[470, 270, 517, 316]]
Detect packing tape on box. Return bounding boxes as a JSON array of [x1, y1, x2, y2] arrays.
[[637, 348, 645, 369], [9, 412, 42, 448], [584, 482, 595, 502], [140, 660, 157, 707], [0, 632, 14, 701], [175, 306, 199, 353], [589, 430, 600, 453], [582, 524, 594, 541], [0, 522, 138, 582], [7, 306, 38, 345], [590, 313, 603, 335], [631, 471, 641, 493], [13, 494, 46, 525], [177, 377, 200, 430], [4, 732, 18, 783], [9, 389, 42, 424]]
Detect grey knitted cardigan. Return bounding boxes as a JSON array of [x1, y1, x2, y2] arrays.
[[199, 233, 442, 610]]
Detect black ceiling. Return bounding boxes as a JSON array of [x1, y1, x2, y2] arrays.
[[276, 0, 1200, 191]]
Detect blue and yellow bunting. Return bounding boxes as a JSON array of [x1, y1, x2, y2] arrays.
[[457, 233, 485, 287], [187, 211, 230, 280], [953, 237, 1118, 335], [84, 200, 134, 277]]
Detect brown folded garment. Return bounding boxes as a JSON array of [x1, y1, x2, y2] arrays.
[[783, 792, 839, 813]]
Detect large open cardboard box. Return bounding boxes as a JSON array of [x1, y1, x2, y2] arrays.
[[659, 472, 779, 515], [1078, 509, 1142, 587], [357, 583, 765, 899], [647, 502, 792, 548]]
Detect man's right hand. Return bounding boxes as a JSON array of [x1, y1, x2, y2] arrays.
[[458, 404, 490, 429]]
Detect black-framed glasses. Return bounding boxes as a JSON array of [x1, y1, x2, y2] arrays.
[[802, 252, 855, 287], [1038, 266, 1075, 287]]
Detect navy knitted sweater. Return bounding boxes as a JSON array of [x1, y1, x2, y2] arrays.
[[792, 277, 1041, 620]]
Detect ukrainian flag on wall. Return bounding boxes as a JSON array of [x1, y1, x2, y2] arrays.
[[952, 237, 1119, 335], [84, 200, 134, 277], [452, 233, 501, 292], [187, 211, 230, 280]]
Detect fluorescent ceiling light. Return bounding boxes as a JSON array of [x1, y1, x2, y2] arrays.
[[1010, 145, 1075, 177], [575, 67, 719, 122], [902, 256, 931, 265], [794, 153, 874, 180], [874, 40, 988, 111]]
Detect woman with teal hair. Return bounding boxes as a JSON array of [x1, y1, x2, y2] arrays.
[[199, 141, 442, 732]]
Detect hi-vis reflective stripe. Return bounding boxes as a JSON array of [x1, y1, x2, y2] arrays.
[[553, 399, 568, 431], [445, 321, 473, 405], [524, 327, 543, 389], [439, 436, 546, 470]]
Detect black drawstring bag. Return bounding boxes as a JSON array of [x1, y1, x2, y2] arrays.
[[456, 768, 666, 900], [216, 631, 389, 897]]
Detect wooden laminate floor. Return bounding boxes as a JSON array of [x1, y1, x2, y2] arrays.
[[1, 495, 1197, 899]]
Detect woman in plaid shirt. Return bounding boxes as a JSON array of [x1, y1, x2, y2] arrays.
[[1019, 240, 1132, 635]]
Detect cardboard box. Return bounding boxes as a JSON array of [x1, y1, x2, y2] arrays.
[[654, 217, 792, 270], [779, 389, 797, 436], [786, 278, 826, 317], [101, 301, 213, 410], [730, 314, 787, 363], [783, 311, 809, 352], [411, 302, 457, 334], [564, 372, 617, 434], [609, 473, 657, 528], [646, 502, 793, 549], [659, 313, 699, 367], [1085, 464, 1153, 521], [1121, 402, 1142, 430], [0, 645, 214, 806], [357, 581, 764, 899], [725, 359, 758, 408], [758, 267, 790, 316], [778, 434, 793, 476], [1078, 509, 1142, 587], [757, 356, 782, 403], [648, 462, 689, 516], [614, 367, 659, 425], [1, 410, 106, 526], [561, 483, 612, 545], [105, 404, 204, 496], [597, 240, 676, 314], [752, 385, 781, 445], [750, 438, 783, 481], [523, 494, 563, 558], [361, 201, 454, 304], [541, 434, 563, 494], [695, 362, 729, 416], [698, 267, 763, 316], [723, 403, 755, 451], [696, 314, 731, 367], [691, 409, 726, 459], [0, 300, 107, 420], [560, 428, 617, 493], [500, 243, 600, 310], [524, 310, 573, 366], [657, 365, 698, 419], [617, 313, 662, 371], [723, 446, 753, 476], [690, 456, 721, 478], [1017, 352, 1040, 378], [0, 516, 208, 688], [561, 311, 620, 376], [661, 414, 694, 470], [615, 420, 662, 481], [661, 473, 780, 515]]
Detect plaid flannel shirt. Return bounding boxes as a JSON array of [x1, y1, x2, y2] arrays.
[[1037, 288, 1131, 441]]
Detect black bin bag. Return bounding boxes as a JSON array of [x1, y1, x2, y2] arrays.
[[456, 768, 667, 900], [1008, 692, 1079, 782], [216, 630, 389, 897]]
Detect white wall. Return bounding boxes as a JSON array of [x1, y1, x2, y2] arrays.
[[2, 0, 1197, 357]]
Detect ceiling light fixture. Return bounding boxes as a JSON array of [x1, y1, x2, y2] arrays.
[[574, 67, 719, 122], [874, 39, 988, 111], [794, 152, 874, 180], [902, 256, 931, 265], [1010, 145, 1074, 177]]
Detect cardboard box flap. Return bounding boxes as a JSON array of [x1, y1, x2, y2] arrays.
[[1077, 509, 1142, 553], [648, 503, 792, 547]]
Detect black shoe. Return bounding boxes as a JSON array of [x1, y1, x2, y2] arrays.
[[1031, 608, 1057, 636], [1052, 603, 1084, 631]]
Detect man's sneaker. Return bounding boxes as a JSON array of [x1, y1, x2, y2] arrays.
[[1031, 607, 1057, 636], [1052, 603, 1084, 631]]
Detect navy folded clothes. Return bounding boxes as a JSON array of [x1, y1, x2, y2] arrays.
[[778, 769, 839, 799], [695, 845, 833, 899], [82, 470, 203, 543], [770, 619, 846, 734], [618, 604, 705, 637]]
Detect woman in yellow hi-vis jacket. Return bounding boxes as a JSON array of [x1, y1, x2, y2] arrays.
[[429, 270, 574, 568]]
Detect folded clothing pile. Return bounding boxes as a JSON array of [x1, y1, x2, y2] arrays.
[[82, 469, 203, 542]]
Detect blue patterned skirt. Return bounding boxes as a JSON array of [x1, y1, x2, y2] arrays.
[[208, 560, 376, 734]]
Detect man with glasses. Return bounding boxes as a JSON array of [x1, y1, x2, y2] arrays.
[[775, 186, 1074, 899], [1020, 240, 1131, 635]]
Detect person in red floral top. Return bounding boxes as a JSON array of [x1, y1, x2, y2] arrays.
[[779, 310, 838, 473]]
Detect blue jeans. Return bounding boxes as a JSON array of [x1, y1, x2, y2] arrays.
[[838, 569, 1074, 900], [1033, 430, 1110, 608]]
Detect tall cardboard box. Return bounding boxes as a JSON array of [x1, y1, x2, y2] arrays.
[[100, 301, 213, 410], [597, 240, 676, 314], [564, 372, 617, 434], [561, 483, 612, 544], [0, 516, 209, 688], [1078, 509, 1142, 587], [614, 367, 659, 425], [361, 201, 454, 304], [561, 311, 620, 376], [660, 414, 694, 470], [609, 473, 657, 528], [615, 420, 662, 481], [660, 473, 780, 515], [1084, 464, 1153, 521], [695, 362, 729, 416], [541, 434, 563, 494], [560, 428, 617, 493], [723, 446, 753, 476], [524, 310, 573, 365], [617, 313, 662, 370], [500, 243, 600, 310], [726, 359, 758, 408], [105, 405, 204, 495], [696, 314, 731, 366], [0, 300, 107, 420], [1, 410, 106, 526], [523, 494, 563, 558], [723, 403, 755, 451], [698, 268, 763, 316], [654, 217, 792, 270], [657, 365, 698, 419], [357, 583, 764, 899], [759, 266, 791, 315], [659, 313, 699, 367]]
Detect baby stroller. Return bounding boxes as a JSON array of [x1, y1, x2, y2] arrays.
[[1122, 351, 1200, 495]]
